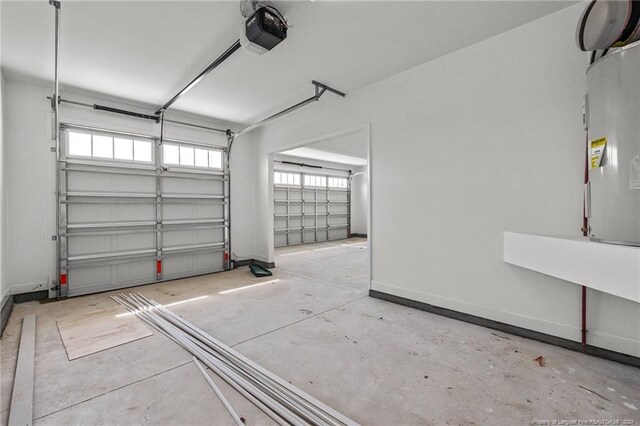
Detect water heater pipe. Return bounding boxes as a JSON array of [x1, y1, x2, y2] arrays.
[[581, 133, 589, 347]]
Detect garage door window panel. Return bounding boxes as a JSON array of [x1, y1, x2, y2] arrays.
[[162, 143, 224, 171], [92, 135, 113, 158], [134, 140, 153, 162], [66, 130, 154, 165], [68, 132, 92, 157], [114, 138, 134, 160]]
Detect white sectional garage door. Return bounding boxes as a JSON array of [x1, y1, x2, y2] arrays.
[[57, 124, 229, 297], [274, 169, 351, 247]]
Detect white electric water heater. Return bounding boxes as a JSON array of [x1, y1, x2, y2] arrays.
[[587, 41, 640, 246]]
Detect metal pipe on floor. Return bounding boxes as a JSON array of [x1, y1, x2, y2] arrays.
[[193, 357, 244, 426], [119, 295, 299, 424], [144, 300, 329, 425], [138, 294, 349, 426], [200, 348, 292, 426], [114, 293, 357, 426], [166, 327, 296, 425], [205, 352, 304, 426], [114, 294, 297, 426], [131, 295, 317, 417]]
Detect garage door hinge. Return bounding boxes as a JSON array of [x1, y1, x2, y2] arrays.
[[52, 235, 57, 241], [50, 147, 57, 152]]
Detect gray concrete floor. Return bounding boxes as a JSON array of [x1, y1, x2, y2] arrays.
[[1, 238, 639, 425]]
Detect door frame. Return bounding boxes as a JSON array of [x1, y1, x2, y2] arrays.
[[267, 122, 372, 290]]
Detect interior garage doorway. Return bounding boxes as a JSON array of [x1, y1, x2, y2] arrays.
[[269, 126, 370, 289]]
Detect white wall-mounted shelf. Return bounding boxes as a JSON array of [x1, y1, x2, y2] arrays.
[[503, 232, 640, 303]]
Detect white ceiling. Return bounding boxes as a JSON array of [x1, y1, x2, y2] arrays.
[[1, 1, 574, 124], [279, 126, 368, 165], [278, 147, 368, 166], [310, 131, 367, 157]]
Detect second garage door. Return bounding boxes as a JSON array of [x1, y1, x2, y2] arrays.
[[274, 168, 351, 247]]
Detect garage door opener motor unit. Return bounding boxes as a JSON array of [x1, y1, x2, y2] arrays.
[[240, 2, 287, 55]]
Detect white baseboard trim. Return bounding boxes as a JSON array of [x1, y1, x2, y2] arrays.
[[234, 253, 265, 262], [1, 288, 15, 336], [371, 280, 639, 358], [1, 287, 11, 307], [586, 329, 640, 358], [11, 281, 48, 295]]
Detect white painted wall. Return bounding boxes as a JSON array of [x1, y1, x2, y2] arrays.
[[229, 131, 259, 262], [1, 75, 258, 296], [351, 168, 368, 236], [0, 71, 8, 306], [3, 77, 54, 295], [243, 5, 640, 357]]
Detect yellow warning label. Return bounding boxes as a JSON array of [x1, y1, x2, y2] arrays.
[[590, 137, 607, 169]]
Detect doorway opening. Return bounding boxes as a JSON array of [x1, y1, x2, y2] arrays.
[[269, 126, 370, 292]]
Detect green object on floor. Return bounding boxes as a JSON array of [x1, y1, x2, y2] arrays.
[[249, 264, 272, 277]]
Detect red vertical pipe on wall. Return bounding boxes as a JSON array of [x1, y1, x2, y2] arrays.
[[581, 286, 587, 347], [581, 133, 589, 347], [583, 137, 589, 236]]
